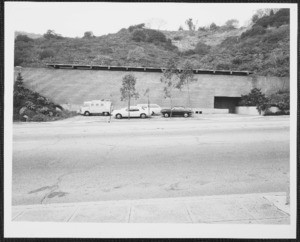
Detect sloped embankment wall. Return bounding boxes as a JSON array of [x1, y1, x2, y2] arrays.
[[17, 68, 289, 110]]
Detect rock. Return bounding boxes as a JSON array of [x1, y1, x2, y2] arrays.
[[19, 106, 27, 116]]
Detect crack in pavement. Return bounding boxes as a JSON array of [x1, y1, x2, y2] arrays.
[[40, 172, 72, 204]]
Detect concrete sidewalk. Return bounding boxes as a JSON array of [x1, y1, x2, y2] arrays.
[[12, 192, 290, 224]]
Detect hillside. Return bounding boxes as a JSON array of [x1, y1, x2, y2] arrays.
[[14, 9, 290, 77]]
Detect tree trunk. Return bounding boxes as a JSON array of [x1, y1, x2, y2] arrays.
[[187, 79, 191, 109], [147, 94, 150, 116], [128, 95, 130, 120], [170, 97, 173, 118]]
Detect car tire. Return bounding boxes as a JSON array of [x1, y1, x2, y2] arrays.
[[184, 113, 189, 118], [152, 111, 155, 116], [116, 114, 122, 119], [140, 113, 146, 119], [103, 112, 108, 116], [164, 113, 169, 118], [84, 111, 90, 116]]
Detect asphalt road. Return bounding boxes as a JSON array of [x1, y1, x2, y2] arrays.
[[12, 115, 290, 205]]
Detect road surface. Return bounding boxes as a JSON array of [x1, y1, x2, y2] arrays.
[[12, 115, 290, 205]]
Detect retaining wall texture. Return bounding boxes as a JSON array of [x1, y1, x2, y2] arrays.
[[18, 68, 289, 109]]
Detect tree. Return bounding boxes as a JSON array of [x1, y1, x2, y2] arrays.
[[160, 59, 180, 117], [210, 22, 218, 30], [83, 31, 94, 38], [143, 88, 151, 116], [178, 26, 184, 31], [15, 34, 33, 42], [185, 18, 196, 31], [43, 30, 63, 40], [239, 88, 270, 114], [177, 60, 197, 108], [120, 74, 139, 119], [225, 19, 239, 29]]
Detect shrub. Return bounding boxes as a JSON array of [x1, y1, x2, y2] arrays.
[[173, 36, 183, 41], [144, 29, 167, 43], [239, 88, 270, 114], [216, 62, 231, 70], [15, 34, 33, 42], [127, 47, 146, 61], [128, 23, 145, 32], [255, 8, 289, 28], [194, 42, 211, 55], [131, 29, 147, 42], [31, 113, 49, 122], [39, 49, 55, 60], [241, 26, 266, 39], [268, 91, 289, 112]]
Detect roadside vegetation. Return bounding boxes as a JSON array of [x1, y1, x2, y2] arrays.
[[239, 88, 290, 115], [13, 72, 77, 121], [14, 8, 289, 77]]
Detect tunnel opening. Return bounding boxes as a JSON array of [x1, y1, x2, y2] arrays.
[[214, 96, 241, 114]]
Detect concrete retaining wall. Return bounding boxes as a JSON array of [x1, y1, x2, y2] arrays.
[[18, 68, 289, 110], [235, 106, 260, 115]]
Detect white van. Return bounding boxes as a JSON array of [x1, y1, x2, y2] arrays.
[[79, 100, 112, 116]]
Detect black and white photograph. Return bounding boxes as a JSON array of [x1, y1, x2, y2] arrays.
[[3, 1, 297, 239]]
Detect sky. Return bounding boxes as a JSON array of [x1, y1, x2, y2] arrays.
[[5, 2, 286, 37]]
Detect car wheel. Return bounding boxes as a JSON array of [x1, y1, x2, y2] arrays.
[[164, 113, 169, 118], [184, 113, 189, 118], [116, 114, 122, 119], [152, 111, 155, 116], [140, 113, 146, 119], [84, 111, 90, 116], [103, 112, 108, 116]]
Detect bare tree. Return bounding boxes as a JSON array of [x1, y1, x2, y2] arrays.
[[185, 18, 196, 31], [177, 60, 197, 109], [160, 59, 180, 117], [120, 74, 139, 119], [143, 88, 151, 116]]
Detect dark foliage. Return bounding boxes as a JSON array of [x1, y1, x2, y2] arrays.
[[128, 23, 145, 32], [39, 49, 55, 60], [239, 88, 270, 114], [13, 73, 77, 121]]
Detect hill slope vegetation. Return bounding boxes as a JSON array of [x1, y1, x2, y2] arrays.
[[15, 9, 289, 77]]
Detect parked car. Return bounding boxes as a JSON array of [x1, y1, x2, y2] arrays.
[[79, 100, 111, 116], [137, 104, 162, 115], [112, 106, 149, 119], [161, 106, 193, 118]]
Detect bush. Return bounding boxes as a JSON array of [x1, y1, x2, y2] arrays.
[[39, 49, 55, 60], [15, 34, 33, 42], [239, 88, 270, 114], [255, 8, 289, 28], [194, 42, 211, 55], [131, 29, 147, 42], [128, 23, 145, 32], [241, 26, 266, 39], [268, 91, 289, 112], [173, 36, 183, 41], [127, 47, 146, 60], [31, 113, 49, 122], [144, 29, 167, 43]]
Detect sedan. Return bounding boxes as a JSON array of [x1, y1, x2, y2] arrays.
[[161, 106, 193, 118], [137, 104, 162, 115], [112, 106, 149, 119]]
